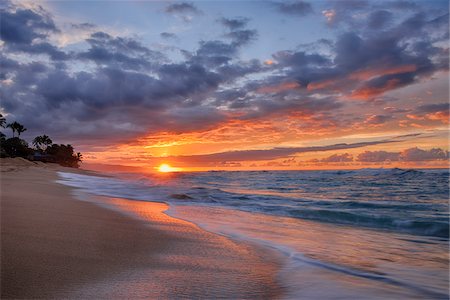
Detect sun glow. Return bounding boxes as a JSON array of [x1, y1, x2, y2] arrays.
[[157, 163, 181, 173]]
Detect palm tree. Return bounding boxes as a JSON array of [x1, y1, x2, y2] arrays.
[[16, 123, 26, 137], [6, 122, 17, 138], [7, 121, 27, 138], [33, 135, 53, 152], [0, 114, 5, 128]]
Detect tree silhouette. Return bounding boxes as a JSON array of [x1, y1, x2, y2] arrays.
[[46, 144, 83, 167], [7, 121, 26, 137], [1, 119, 82, 168], [33, 135, 53, 152], [0, 114, 5, 128], [16, 123, 26, 137], [6, 123, 16, 137]]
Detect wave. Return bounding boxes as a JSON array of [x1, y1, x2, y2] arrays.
[[56, 169, 449, 239], [288, 209, 449, 238]]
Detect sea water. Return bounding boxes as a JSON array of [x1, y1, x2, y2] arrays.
[[57, 168, 449, 299]]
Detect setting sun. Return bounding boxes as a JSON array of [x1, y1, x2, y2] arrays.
[[157, 164, 180, 173]]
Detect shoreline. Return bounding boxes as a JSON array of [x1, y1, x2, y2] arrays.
[[1, 159, 284, 298]]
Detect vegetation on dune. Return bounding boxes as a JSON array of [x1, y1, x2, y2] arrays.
[[0, 114, 83, 168]]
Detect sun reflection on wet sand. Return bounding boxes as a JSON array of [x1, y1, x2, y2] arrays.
[[66, 195, 284, 299], [169, 205, 449, 299]]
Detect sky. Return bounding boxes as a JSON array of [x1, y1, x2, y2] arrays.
[[0, 0, 449, 171]]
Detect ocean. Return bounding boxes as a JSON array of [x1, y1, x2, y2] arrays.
[[57, 168, 449, 299]]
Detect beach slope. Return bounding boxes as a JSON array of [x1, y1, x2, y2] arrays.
[[1, 159, 282, 298]]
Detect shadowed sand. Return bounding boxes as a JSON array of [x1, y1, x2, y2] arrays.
[[1, 159, 284, 299]]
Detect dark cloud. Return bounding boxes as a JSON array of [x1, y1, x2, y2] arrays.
[[0, 7, 68, 60], [332, 0, 369, 10], [218, 17, 250, 30], [225, 29, 258, 46], [71, 22, 96, 30], [381, 1, 419, 10], [165, 2, 202, 21], [319, 11, 448, 99], [414, 103, 449, 114], [0, 7, 58, 45], [274, 1, 313, 16], [165, 2, 201, 14], [9, 42, 70, 60], [239, 96, 342, 120], [218, 16, 258, 47], [368, 10, 393, 29], [188, 40, 237, 67], [160, 32, 177, 39], [77, 31, 164, 70]]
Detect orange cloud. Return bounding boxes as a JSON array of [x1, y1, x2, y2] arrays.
[[307, 79, 340, 91], [406, 114, 425, 120], [348, 65, 417, 81], [350, 78, 402, 99], [426, 111, 449, 124], [407, 111, 449, 124]]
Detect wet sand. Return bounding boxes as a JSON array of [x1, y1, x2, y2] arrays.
[[1, 158, 283, 299]]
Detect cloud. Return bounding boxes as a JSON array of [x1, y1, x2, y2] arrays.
[[414, 103, 449, 114], [364, 114, 392, 125], [0, 7, 58, 45], [322, 9, 336, 24], [357, 150, 400, 162], [368, 10, 393, 29], [225, 29, 258, 47], [274, 1, 313, 16], [407, 103, 449, 124], [165, 2, 202, 22], [160, 32, 177, 39], [380, 1, 419, 11], [0, 6, 68, 60], [400, 147, 449, 161], [317, 12, 448, 99], [218, 16, 258, 47], [0, 1, 448, 152], [357, 147, 449, 162], [171, 139, 398, 163], [218, 17, 249, 30], [71, 22, 96, 30], [320, 153, 353, 162], [321, 0, 368, 26], [77, 31, 164, 70]]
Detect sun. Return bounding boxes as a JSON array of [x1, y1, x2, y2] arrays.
[[157, 163, 180, 173]]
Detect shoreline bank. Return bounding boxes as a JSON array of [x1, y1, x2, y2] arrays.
[[1, 159, 284, 298]]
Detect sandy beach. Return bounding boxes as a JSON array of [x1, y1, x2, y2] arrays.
[[1, 158, 283, 299]]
